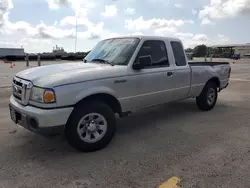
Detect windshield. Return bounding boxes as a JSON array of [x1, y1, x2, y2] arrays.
[[84, 38, 140, 65]]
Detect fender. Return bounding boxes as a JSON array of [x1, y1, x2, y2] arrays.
[[75, 86, 118, 102]]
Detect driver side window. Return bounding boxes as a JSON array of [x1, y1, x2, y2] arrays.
[[136, 40, 169, 68]]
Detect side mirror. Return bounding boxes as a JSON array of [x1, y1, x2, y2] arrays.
[[133, 55, 152, 70]]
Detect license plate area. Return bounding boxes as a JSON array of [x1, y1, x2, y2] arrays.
[[9, 105, 22, 124]]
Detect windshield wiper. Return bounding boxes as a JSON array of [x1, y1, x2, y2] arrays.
[[91, 58, 114, 66]]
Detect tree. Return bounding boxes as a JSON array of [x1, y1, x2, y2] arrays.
[[193, 44, 207, 57], [185, 48, 193, 53]]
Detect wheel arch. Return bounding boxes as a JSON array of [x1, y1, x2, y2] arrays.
[[194, 77, 220, 97], [74, 93, 122, 116], [207, 77, 220, 88]]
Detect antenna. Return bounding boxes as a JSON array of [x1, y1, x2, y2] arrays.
[[75, 19, 78, 53]]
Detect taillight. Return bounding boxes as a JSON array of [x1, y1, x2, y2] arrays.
[[228, 67, 231, 78]]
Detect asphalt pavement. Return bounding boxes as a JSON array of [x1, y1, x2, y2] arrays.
[[0, 60, 250, 188]]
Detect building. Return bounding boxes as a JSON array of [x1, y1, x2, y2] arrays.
[[0, 48, 25, 58], [209, 44, 250, 58], [234, 44, 250, 58]]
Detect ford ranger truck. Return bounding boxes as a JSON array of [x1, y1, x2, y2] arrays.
[[9, 36, 231, 152]]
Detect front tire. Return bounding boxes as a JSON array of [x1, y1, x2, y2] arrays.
[[196, 81, 218, 111], [65, 101, 116, 152]]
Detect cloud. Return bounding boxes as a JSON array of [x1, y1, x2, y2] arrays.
[[53, 21, 58, 26], [46, 0, 105, 39], [1, 14, 104, 40], [0, 0, 105, 42], [153, 29, 212, 47], [1, 19, 104, 52], [174, 4, 183, 8], [201, 17, 215, 25], [217, 33, 230, 42], [150, 22, 219, 47], [47, 0, 69, 9], [175, 32, 230, 48], [101, 5, 118, 17], [0, 40, 16, 47], [0, 0, 234, 53], [125, 16, 194, 31], [47, 0, 97, 11], [148, 0, 170, 6], [124, 7, 135, 15], [192, 9, 198, 15], [60, 16, 91, 27], [105, 32, 121, 39], [103, 31, 143, 40], [1, 6, 76, 40], [78, 22, 104, 40], [0, 0, 13, 26], [46, 0, 100, 36], [4, 20, 38, 36], [0, 37, 52, 53], [154, 26, 177, 36], [199, 0, 250, 23], [60, 16, 105, 39], [176, 33, 209, 47], [46, 0, 98, 24], [192, 34, 209, 41], [19, 38, 52, 52], [130, 32, 143, 35], [0, 0, 13, 10], [36, 22, 75, 39], [175, 32, 194, 38]]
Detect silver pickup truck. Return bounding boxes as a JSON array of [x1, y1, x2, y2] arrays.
[[9, 36, 231, 152]]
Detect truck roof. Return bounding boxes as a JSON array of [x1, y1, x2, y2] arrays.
[[106, 35, 182, 43]]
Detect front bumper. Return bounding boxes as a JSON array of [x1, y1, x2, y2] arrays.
[[9, 95, 74, 134]]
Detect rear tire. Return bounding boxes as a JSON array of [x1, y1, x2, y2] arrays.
[[65, 100, 116, 152], [196, 81, 218, 111]]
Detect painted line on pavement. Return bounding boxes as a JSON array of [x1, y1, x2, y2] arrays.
[[158, 176, 181, 188], [230, 78, 250, 82], [0, 85, 11, 88]]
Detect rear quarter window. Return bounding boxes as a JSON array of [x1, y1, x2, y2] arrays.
[[170, 41, 187, 66]]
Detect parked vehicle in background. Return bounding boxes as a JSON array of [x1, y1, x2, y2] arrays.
[[9, 35, 231, 152], [231, 54, 240, 60]]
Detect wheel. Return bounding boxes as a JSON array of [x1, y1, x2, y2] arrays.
[[196, 81, 218, 111], [65, 100, 116, 152]]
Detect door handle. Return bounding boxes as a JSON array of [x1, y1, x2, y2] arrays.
[[114, 79, 127, 84], [167, 72, 174, 76]]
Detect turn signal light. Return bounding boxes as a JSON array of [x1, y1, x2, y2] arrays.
[[43, 90, 56, 103]]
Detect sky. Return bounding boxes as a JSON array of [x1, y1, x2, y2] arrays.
[[0, 0, 250, 53]]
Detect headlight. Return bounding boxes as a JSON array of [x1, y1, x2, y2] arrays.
[[30, 87, 56, 103]]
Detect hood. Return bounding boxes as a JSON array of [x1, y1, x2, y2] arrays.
[[15, 62, 128, 87]]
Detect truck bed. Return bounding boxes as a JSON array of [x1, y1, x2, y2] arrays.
[[188, 61, 230, 97], [188, 62, 229, 66]]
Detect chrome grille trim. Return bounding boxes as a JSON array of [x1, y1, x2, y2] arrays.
[[12, 77, 33, 105]]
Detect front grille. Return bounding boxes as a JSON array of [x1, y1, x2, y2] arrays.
[[12, 77, 32, 105]]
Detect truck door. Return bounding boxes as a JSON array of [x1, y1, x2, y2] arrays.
[[169, 41, 191, 100], [128, 40, 177, 109]]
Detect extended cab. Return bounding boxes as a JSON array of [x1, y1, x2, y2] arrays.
[[9, 36, 231, 152]]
